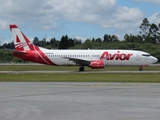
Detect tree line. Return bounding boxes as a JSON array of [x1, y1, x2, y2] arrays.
[[0, 18, 160, 63]]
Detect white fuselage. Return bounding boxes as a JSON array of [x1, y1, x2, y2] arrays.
[[41, 49, 157, 66]]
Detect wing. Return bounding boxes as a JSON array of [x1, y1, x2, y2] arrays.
[[64, 57, 91, 66]]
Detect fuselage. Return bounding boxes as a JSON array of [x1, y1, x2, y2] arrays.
[[13, 49, 158, 66]]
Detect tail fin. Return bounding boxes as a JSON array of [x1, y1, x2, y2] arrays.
[[9, 24, 57, 65], [10, 24, 35, 51]]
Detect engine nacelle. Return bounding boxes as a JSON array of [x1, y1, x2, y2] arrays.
[[90, 60, 105, 69]]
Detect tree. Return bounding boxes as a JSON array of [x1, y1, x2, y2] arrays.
[[124, 34, 135, 42], [38, 38, 47, 47], [103, 34, 112, 42], [124, 34, 130, 42], [50, 38, 56, 45], [68, 38, 75, 47], [149, 23, 160, 44], [124, 34, 143, 43], [73, 38, 81, 45], [139, 18, 150, 41], [2, 41, 15, 49], [33, 37, 39, 46], [83, 39, 92, 49], [111, 35, 119, 42], [95, 38, 102, 42], [134, 35, 144, 44], [58, 35, 69, 49], [91, 38, 95, 42], [50, 37, 59, 48]]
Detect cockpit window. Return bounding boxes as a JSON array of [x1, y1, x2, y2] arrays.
[[142, 54, 150, 57]]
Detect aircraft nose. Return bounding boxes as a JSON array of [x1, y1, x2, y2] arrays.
[[152, 57, 158, 63]]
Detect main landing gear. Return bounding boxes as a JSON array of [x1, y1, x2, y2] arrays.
[[139, 67, 143, 71], [79, 66, 84, 71]]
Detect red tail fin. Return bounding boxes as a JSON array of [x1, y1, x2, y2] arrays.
[[10, 24, 35, 51]]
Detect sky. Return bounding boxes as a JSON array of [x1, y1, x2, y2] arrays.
[[0, 0, 160, 45]]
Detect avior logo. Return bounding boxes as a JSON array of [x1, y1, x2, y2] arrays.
[[100, 51, 133, 60]]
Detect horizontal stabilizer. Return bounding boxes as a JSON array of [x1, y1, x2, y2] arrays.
[[4, 49, 26, 54], [12, 50, 26, 54]]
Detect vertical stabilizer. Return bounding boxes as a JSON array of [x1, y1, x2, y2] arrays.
[[9, 24, 57, 65], [10, 25, 34, 51]]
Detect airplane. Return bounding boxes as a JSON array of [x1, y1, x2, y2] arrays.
[[9, 24, 158, 71]]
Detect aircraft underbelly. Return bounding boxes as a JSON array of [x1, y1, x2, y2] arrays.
[[104, 60, 132, 66], [51, 58, 76, 65]]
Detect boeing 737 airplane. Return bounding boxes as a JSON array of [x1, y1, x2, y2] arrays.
[[9, 24, 158, 71]]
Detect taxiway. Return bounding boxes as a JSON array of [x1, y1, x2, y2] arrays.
[[0, 82, 160, 120]]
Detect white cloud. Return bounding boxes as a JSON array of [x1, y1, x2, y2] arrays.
[[0, 0, 153, 38], [0, 19, 8, 30], [74, 36, 88, 43], [0, 0, 118, 30], [149, 12, 160, 25], [133, 0, 160, 4], [48, 0, 144, 32], [101, 6, 144, 29]]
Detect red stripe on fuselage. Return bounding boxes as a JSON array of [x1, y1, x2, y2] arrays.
[[21, 31, 56, 65], [34, 46, 57, 65]]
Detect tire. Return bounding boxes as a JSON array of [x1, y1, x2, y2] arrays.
[[139, 68, 143, 71], [79, 67, 84, 71]]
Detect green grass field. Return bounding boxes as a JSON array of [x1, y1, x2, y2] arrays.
[[0, 64, 160, 71], [0, 73, 160, 82], [0, 64, 160, 82]]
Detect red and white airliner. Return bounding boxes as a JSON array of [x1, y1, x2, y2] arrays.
[[9, 24, 158, 71]]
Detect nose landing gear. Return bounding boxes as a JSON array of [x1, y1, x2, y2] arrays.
[[139, 65, 148, 71]]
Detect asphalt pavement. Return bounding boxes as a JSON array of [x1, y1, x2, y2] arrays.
[[0, 82, 160, 120]]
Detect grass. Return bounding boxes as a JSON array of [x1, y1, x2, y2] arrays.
[[0, 64, 160, 82], [0, 64, 160, 71], [0, 73, 160, 82]]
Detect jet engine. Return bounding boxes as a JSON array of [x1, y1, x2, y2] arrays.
[[90, 60, 105, 69]]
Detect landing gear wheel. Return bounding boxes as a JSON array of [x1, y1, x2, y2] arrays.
[[79, 66, 84, 71], [139, 67, 143, 71]]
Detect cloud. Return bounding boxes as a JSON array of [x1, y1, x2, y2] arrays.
[[100, 7, 144, 29], [0, 0, 150, 38], [0, 0, 143, 30], [74, 36, 87, 43], [133, 0, 160, 5], [46, 0, 144, 32], [149, 13, 160, 25], [0, 19, 8, 30]]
